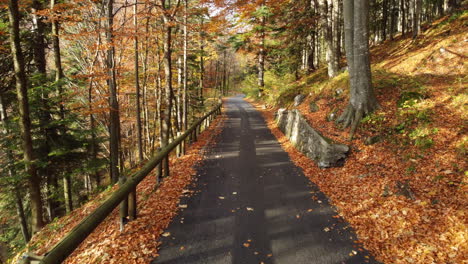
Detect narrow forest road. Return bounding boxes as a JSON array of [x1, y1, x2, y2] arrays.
[[152, 96, 378, 264]]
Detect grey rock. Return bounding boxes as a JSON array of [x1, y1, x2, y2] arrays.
[[276, 109, 349, 168], [294, 94, 306, 106], [364, 135, 381, 145], [326, 109, 338, 122], [309, 101, 319, 112], [335, 89, 344, 96]]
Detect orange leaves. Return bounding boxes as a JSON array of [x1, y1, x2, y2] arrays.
[[15, 115, 225, 264], [251, 98, 467, 264]]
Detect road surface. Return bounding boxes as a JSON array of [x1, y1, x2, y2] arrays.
[[152, 96, 378, 264]]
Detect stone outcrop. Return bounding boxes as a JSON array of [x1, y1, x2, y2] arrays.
[[276, 109, 349, 168], [294, 94, 306, 106]]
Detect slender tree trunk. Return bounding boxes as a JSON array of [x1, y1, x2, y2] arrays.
[[382, 0, 388, 41], [317, 0, 339, 78], [14, 188, 31, 242], [182, 0, 188, 133], [412, 0, 422, 39], [107, 0, 120, 184], [88, 80, 100, 187], [134, 1, 143, 163], [161, 19, 173, 177], [390, 0, 397, 40], [63, 175, 73, 213], [401, 0, 406, 34], [199, 18, 205, 105], [222, 50, 227, 96], [31, 0, 47, 75], [176, 55, 183, 130], [7, 0, 45, 233], [51, 0, 64, 82], [257, 14, 266, 95], [1, 94, 31, 242], [106, 0, 127, 228], [128, 0, 141, 221]]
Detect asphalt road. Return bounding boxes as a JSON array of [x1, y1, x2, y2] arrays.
[[152, 96, 378, 264]]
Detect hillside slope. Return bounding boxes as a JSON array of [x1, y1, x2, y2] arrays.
[[251, 11, 467, 264]]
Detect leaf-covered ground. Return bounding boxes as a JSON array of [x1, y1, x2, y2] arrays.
[[249, 12, 467, 264], [11, 114, 225, 264]]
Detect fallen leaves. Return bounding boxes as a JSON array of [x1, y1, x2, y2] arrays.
[[15, 114, 226, 264], [253, 78, 468, 264]]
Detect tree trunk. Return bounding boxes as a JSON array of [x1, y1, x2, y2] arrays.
[[1, 94, 31, 242], [134, 1, 143, 163], [161, 20, 173, 177], [412, 0, 422, 39], [257, 14, 266, 95], [51, 0, 64, 82], [176, 55, 183, 130], [63, 175, 73, 213], [199, 18, 205, 105], [318, 0, 339, 78], [31, 0, 47, 75], [88, 81, 100, 186], [182, 0, 188, 133], [222, 50, 227, 96], [401, 0, 406, 34], [14, 188, 31, 242], [382, 0, 388, 41], [106, 0, 127, 228], [8, 0, 45, 233], [337, 0, 379, 139]]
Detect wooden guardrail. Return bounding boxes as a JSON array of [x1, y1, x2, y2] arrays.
[[23, 103, 222, 264]]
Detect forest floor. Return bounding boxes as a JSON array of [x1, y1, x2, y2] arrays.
[[10, 114, 225, 264], [249, 11, 467, 264]]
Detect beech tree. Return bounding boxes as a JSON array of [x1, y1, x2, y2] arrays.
[[336, 0, 379, 139]]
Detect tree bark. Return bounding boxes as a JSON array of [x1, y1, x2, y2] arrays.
[[199, 17, 205, 105], [412, 0, 422, 39], [161, 10, 173, 177], [63, 175, 73, 213], [134, 1, 143, 163], [106, 0, 127, 228], [382, 0, 388, 41], [1, 94, 31, 242], [337, 0, 379, 139], [7, 0, 45, 233], [257, 14, 266, 95], [182, 0, 188, 133], [31, 0, 47, 75], [401, 0, 406, 34], [316, 0, 339, 78], [14, 188, 31, 242]]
